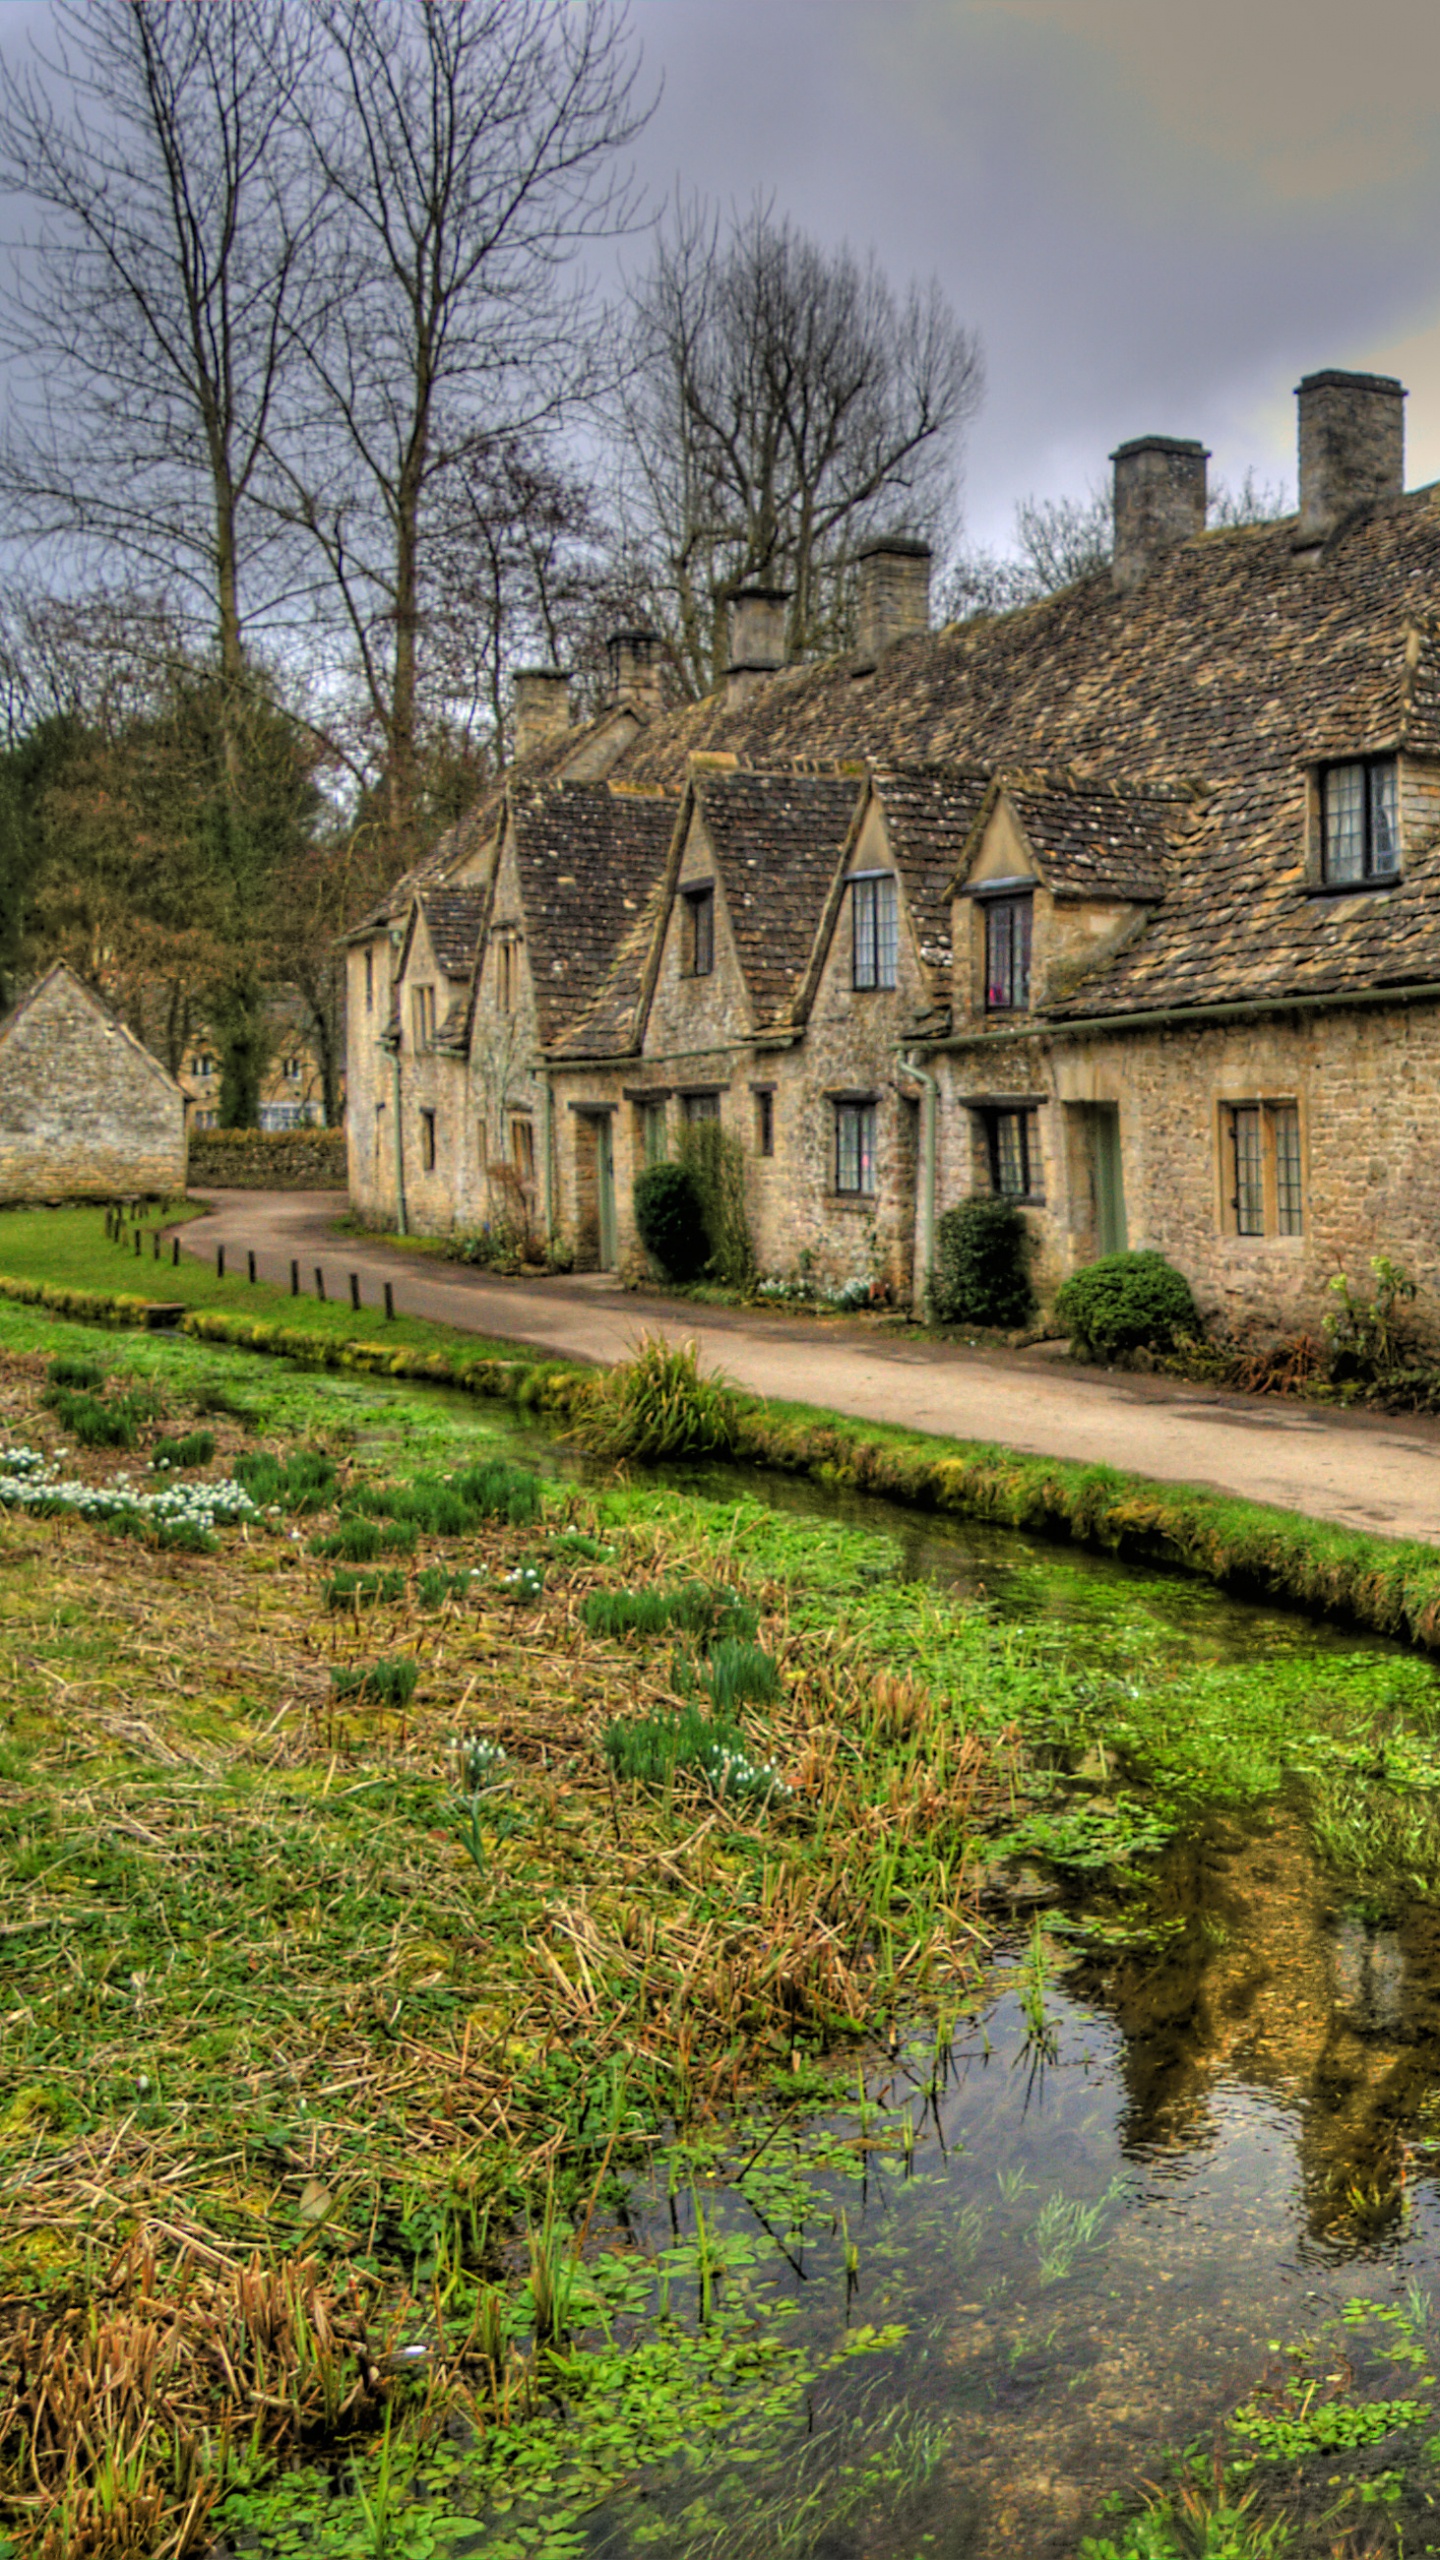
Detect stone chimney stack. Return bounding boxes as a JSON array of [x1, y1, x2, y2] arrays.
[[1294, 370, 1405, 546], [725, 585, 789, 706], [1111, 436, 1208, 590], [856, 536, 932, 659], [606, 627, 663, 719], [511, 667, 570, 762]]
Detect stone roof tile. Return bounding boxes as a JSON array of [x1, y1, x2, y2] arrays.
[[694, 769, 862, 1024]]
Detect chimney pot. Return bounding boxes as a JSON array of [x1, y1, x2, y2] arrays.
[[511, 666, 570, 762], [856, 535, 932, 660], [606, 627, 662, 719], [726, 585, 789, 706], [1111, 436, 1208, 591], [1294, 369, 1405, 546]]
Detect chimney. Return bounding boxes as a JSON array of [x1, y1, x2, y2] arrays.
[[606, 626, 662, 719], [1295, 369, 1405, 546], [1111, 435, 1209, 590], [511, 666, 570, 762], [856, 535, 932, 659], [725, 585, 789, 706]]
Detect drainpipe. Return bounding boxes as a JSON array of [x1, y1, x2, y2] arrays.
[[902, 1050, 939, 1320], [388, 929, 407, 1237], [540, 1062, 555, 1252]]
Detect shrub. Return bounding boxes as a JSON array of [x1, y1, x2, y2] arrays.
[[569, 1336, 740, 1462], [932, 1197, 1033, 1327], [1054, 1249, 1200, 1359], [676, 1121, 754, 1291], [633, 1161, 708, 1282]]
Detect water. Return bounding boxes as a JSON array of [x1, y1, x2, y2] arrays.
[[272, 1372, 1440, 2553]]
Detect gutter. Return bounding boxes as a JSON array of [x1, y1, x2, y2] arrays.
[[388, 928, 407, 1236], [927, 977, 1440, 1049], [900, 1051, 940, 1321]]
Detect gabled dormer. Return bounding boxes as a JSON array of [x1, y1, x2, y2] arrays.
[[950, 776, 1182, 1025]]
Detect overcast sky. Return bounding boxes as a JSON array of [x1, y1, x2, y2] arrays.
[[624, 0, 1440, 550], [2, 0, 1439, 560]]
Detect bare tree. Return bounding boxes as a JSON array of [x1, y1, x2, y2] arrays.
[[945, 468, 1291, 618], [612, 197, 983, 696], [0, 0, 319, 733], [265, 0, 649, 862]]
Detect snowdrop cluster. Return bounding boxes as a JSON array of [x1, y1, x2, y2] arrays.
[[497, 1562, 545, 1601], [0, 1444, 259, 1532], [452, 1734, 507, 1794], [701, 1739, 791, 1804]]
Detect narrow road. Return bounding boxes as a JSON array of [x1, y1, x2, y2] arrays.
[[181, 1188, 1440, 1546]]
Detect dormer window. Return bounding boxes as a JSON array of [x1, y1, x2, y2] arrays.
[[1322, 757, 1399, 884], [984, 893, 1032, 1012], [683, 886, 714, 977], [851, 874, 898, 989]]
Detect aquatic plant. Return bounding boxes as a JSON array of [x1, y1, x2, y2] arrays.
[[1030, 2181, 1123, 2285], [582, 1580, 757, 1643], [569, 1335, 741, 1462]]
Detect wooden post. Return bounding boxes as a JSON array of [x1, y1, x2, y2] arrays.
[[314, 1267, 326, 1302], [135, 1230, 142, 1257], [290, 1260, 300, 1296], [384, 1281, 395, 1322], [247, 1250, 256, 1284], [152, 1231, 160, 1259], [349, 1272, 361, 1311], [216, 1245, 225, 1279], [172, 1237, 180, 1267]]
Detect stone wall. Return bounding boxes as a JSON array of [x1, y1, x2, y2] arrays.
[[0, 968, 186, 1200], [188, 1127, 348, 1190]]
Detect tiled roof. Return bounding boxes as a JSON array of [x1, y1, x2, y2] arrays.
[[511, 782, 678, 1047], [418, 888, 488, 978], [984, 776, 1188, 904], [870, 767, 990, 989], [693, 769, 862, 1027]]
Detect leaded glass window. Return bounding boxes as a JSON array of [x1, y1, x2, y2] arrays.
[[852, 876, 899, 990], [835, 1100, 877, 1195], [985, 896, 1033, 1011], [1322, 758, 1399, 883]]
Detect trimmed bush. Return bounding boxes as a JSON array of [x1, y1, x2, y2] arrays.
[[676, 1122, 755, 1291], [1054, 1249, 1200, 1359], [932, 1197, 1033, 1328], [633, 1161, 708, 1282]]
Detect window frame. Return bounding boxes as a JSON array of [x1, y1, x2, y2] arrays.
[[851, 871, 899, 991], [982, 893, 1034, 1014], [680, 1088, 720, 1126], [682, 884, 715, 978], [1221, 1098, 1304, 1240], [1318, 755, 1400, 888], [833, 1098, 878, 1198], [754, 1087, 775, 1158], [420, 1107, 437, 1173], [983, 1105, 1043, 1203]]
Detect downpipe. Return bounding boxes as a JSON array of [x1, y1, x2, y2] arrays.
[[902, 1051, 939, 1320]]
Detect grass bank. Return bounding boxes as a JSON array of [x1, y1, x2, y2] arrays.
[[1, 1203, 1438, 1654]]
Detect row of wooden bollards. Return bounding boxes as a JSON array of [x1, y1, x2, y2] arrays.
[[105, 1207, 397, 1322]]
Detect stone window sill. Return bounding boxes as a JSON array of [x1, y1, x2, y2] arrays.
[[826, 1193, 878, 1211]]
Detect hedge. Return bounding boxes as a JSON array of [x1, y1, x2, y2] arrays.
[[188, 1128, 348, 1190]]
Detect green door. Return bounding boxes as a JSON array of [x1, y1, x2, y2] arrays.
[[597, 1113, 617, 1270], [1092, 1105, 1127, 1256]]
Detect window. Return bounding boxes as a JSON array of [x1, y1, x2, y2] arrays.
[[834, 1100, 877, 1196], [283, 1056, 301, 1083], [851, 874, 898, 990], [683, 886, 715, 977], [495, 938, 516, 1013], [984, 896, 1033, 1012], [510, 1116, 536, 1184], [191, 1053, 213, 1081], [754, 1089, 774, 1157], [681, 1089, 720, 1125], [411, 985, 436, 1047], [1226, 1102, 1302, 1237], [1321, 758, 1399, 884], [637, 1100, 667, 1164], [985, 1107, 1041, 1200], [420, 1108, 437, 1172], [365, 949, 374, 1013]]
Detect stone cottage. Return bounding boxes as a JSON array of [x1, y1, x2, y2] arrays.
[[0, 961, 187, 1200], [347, 367, 1440, 1338]]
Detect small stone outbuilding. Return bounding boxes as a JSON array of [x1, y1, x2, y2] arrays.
[[0, 961, 187, 1201]]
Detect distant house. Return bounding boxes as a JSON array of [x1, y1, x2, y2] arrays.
[[0, 961, 187, 1200], [346, 367, 1440, 1337]]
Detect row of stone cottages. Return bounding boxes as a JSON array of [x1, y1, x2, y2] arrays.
[[346, 367, 1440, 1338]]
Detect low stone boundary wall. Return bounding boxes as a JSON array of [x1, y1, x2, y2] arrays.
[[187, 1129, 347, 1190]]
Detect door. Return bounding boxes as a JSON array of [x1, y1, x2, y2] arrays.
[[596, 1112, 617, 1270], [1091, 1105, 1127, 1256]]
